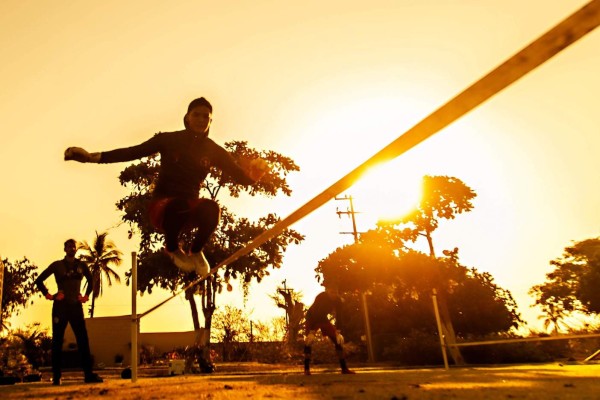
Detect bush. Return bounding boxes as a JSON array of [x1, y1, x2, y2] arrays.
[[380, 331, 566, 365], [381, 330, 444, 365], [0, 336, 38, 380], [461, 341, 554, 364]]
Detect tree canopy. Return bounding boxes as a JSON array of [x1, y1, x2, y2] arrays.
[[116, 140, 303, 332], [314, 175, 520, 357], [316, 243, 521, 341], [1, 257, 38, 330], [529, 237, 600, 326], [383, 175, 477, 257]]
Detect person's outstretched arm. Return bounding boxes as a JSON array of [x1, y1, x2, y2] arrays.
[[65, 134, 162, 164], [209, 140, 270, 184]]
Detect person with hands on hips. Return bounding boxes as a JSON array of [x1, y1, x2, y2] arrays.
[[34, 239, 103, 385]]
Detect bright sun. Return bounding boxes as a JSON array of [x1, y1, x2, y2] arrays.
[[349, 160, 423, 226]]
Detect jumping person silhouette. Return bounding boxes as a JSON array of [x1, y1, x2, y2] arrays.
[[64, 97, 269, 274]]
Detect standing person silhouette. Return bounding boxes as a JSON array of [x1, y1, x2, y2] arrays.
[[64, 97, 269, 274], [34, 239, 103, 385], [303, 286, 355, 375]]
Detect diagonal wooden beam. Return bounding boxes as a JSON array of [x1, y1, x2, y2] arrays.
[[140, 0, 600, 319]]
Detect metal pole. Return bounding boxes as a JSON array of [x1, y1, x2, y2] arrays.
[[282, 279, 289, 326], [361, 292, 375, 362], [131, 252, 138, 382], [432, 289, 449, 370], [348, 196, 359, 244], [0, 259, 4, 330], [349, 196, 374, 361], [336, 195, 375, 362]]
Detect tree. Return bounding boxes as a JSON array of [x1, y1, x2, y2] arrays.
[[12, 323, 52, 369], [1, 257, 37, 331], [78, 232, 124, 318], [374, 174, 476, 364], [315, 175, 521, 362], [529, 237, 600, 323], [116, 140, 303, 338], [252, 317, 286, 342], [537, 303, 569, 335], [211, 305, 250, 361], [270, 284, 304, 344], [386, 175, 477, 257], [316, 245, 521, 339]]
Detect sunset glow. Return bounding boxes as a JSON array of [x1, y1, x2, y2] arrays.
[[1, 0, 598, 335]]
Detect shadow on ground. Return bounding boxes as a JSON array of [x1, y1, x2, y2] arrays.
[[2, 362, 600, 399]]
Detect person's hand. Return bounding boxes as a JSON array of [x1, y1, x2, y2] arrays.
[[246, 157, 270, 182], [64, 147, 101, 163], [78, 294, 89, 303], [45, 293, 54, 300], [54, 292, 65, 301]]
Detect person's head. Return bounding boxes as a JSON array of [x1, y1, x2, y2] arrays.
[[64, 239, 78, 257], [184, 97, 213, 136]]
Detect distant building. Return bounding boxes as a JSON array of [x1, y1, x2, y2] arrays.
[[63, 315, 206, 367]]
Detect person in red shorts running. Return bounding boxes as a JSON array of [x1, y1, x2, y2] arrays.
[[64, 97, 269, 274], [303, 287, 355, 375]]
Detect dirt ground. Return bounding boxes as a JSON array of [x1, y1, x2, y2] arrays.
[[2, 362, 600, 399]]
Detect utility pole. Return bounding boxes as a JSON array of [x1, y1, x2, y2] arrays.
[[335, 195, 375, 362], [0, 259, 4, 330], [280, 279, 293, 326]]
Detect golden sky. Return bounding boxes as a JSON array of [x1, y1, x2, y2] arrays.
[[1, 0, 599, 334]]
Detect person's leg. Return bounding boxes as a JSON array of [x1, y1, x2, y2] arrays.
[[51, 303, 68, 385], [157, 198, 198, 271], [322, 322, 354, 374], [186, 199, 220, 275], [68, 304, 98, 381], [303, 330, 316, 375], [162, 198, 192, 252], [188, 199, 220, 253]]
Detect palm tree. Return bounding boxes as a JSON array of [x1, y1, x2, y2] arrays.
[[13, 323, 52, 369], [78, 231, 123, 318], [538, 303, 568, 335]]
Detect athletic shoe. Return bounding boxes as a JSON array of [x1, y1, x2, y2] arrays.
[[191, 251, 210, 275], [341, 369, 356, 374], [84, 373, 103, 383], [52, 378, 61, 386], [166, 248, 195, 272], [304, 370, 311, 376]]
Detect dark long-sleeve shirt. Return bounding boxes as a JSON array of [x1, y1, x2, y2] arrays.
[[99, 130, 255, 199], [305, 291, 342, 325], [34, 258, 93, 303]]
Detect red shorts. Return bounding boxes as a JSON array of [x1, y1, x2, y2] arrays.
[[305, 320, 337, 341], [147, 197, 212, 231]]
